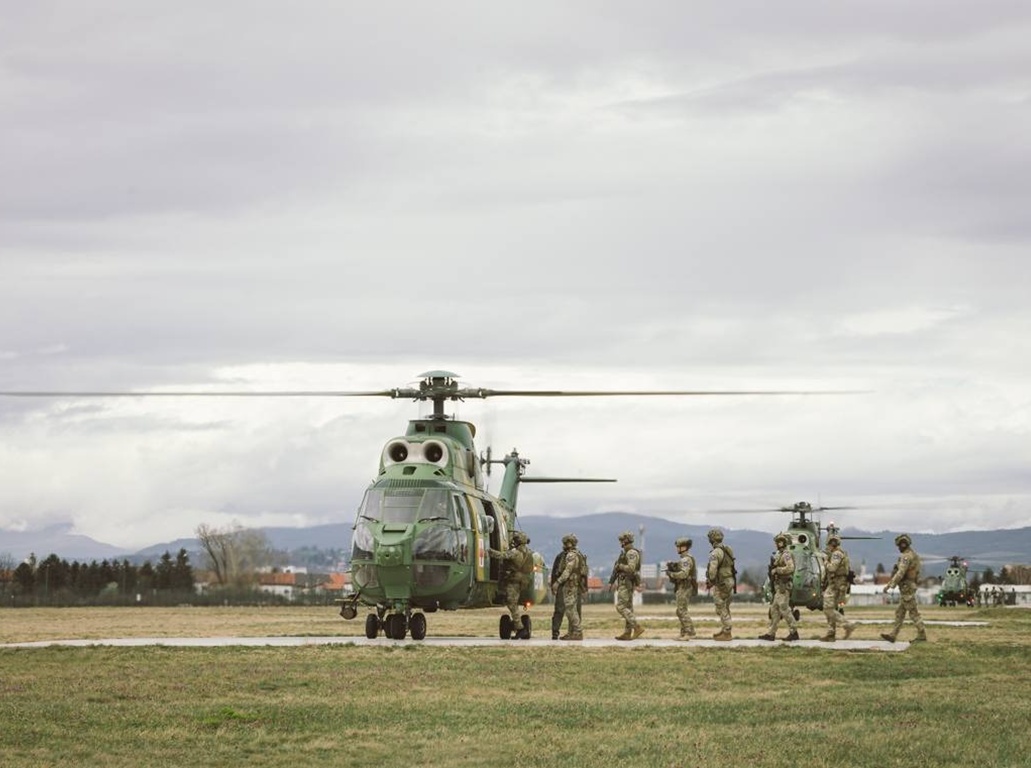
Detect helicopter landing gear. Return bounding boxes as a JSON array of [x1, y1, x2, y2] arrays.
[[499, 614, 513, 639], [792, 608, 801, 622], [385, 613, 408, 640], [365, 613, 380, 639], [518, 615, 532, 640], [409, 612, 427, 641]]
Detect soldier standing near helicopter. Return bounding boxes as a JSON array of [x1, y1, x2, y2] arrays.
[[552, 533, 585, 640], [759, 533, 800, 642], [706, 528, 736, 641], [488, 530, 532, 639], [820, 534, 855, 642], [608, 531, 644, 640], [882, 533, 928, 643], [667, 537, 697, 640]]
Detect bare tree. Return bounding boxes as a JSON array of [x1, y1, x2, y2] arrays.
[[195, 523, 273, 588]]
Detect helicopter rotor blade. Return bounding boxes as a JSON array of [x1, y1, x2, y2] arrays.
[[466, 388, 867, 398], [520, 477, 617, 484], [0, 390, 401, 398]]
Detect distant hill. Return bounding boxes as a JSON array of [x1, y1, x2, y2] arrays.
[[1, 525, 132, 563], [4, 515, 1029, 576]]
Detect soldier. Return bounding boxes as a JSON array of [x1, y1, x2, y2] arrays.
[[758, 533, 800, 642], [666, 537, 697, 640], [488, 530, 532, 639], [881, 533, 927, 643], [549, 549, 567, 640], [552, 533, 585, 640], [705, 528, 736, 641], [608, 531, 644, 640], [819, 534, 855, 642]]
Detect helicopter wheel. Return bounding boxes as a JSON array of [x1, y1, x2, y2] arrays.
[[364, 613, 380, 639], [519, 615, 531, 640], [499, 614, 513, 640], [385, 614, 407, 640], [409, 612, 427, 641], [792, 609, 801, 622]]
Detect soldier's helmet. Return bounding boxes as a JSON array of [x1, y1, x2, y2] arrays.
[[561, 533, 578, 548], [618, 531, 635, 544], [826, 534, 842, 547], [894, 533, 912, 548], [774, 533, 790, 548], [707, 528, 724, 544], [675, 537, 692, 550], [510, 531, 526, 546]]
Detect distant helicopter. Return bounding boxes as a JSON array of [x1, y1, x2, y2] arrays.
[[728, 501, 878, 616], [2, 370, 856, 639], [935, 556, 974, 607]]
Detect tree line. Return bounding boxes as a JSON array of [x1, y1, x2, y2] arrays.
[[2, 549, 196, 607]]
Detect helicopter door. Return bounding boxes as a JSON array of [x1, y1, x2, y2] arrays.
[[452, 493, 472, 564], [481, 500, 505, 581]]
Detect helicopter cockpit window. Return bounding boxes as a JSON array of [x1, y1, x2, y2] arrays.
[[357, 488, 454, 525], [351, 523, 375, 560]]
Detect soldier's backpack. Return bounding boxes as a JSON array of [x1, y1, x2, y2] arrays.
[[577, 550, 589, 594]]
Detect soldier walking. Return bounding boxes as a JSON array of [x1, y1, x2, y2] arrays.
[[608, 531, 644, 640], [881, 533, 928, 643], [667, 537, 697, 640], [705, 528, 736, 641], [758, 533, 800, 642], [552, 533, 586, 640], [820, 534, 855, 642], [488, 530, 532, 639]]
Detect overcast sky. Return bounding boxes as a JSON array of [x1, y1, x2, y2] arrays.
[[2, 2, 1030, 550]]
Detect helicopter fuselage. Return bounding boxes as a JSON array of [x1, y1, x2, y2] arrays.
[[344, 418, 546, 639]]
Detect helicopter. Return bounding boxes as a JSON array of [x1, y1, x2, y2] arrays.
[[728, 501, 878, 616], [935, 556, 974, 607], [1, 369, 857, 639]]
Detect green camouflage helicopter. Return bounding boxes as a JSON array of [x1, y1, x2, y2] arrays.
[[934, 556, 974, 607], [1, 370, 854, 639], [731, 501, 877, 616]]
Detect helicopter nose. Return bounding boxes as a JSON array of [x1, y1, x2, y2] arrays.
[[378, 545, 403, 567]]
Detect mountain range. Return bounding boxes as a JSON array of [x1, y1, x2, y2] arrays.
[[4, 514, 1030, 576]]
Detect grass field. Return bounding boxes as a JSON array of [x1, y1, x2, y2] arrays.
[[1, 603, 1028, 767]]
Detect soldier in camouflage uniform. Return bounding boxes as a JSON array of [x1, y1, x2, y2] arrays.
[[705, 528, 736, 641], [667, 537, 697, 640], [552, 533, 585, 640], [820, 534, 855, 642], [488, 530, 531, 639], [882, 533, 928, 643], [608, 531, 644, 640], [758, 533, 800, 642]]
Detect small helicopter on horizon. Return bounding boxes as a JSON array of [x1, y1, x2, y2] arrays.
[[934, 556, 974, 607], [727, 501, 878, 616]]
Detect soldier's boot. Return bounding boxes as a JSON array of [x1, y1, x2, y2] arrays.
[[676, 634, 693, 641], [785, 630, 800, 642], [843, 625, 855, 640], [552, 631, 560, 640], [561, 632, 583, 641], [614, 631, 632, 641], [712, 629, 732, 641], [757, 633, 776, 641], [912, 633, 928, 643], [880, 632, 896, 643], [631, 625, 645, 640], [819, 633, 836, 642]]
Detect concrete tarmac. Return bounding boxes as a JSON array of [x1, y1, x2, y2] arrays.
[[1, 635, 910, 651]]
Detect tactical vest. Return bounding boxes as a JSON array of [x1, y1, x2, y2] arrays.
[[716, 544, 736, 582], [773, 551, 793, 584], [900, 552, 921, 585]]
